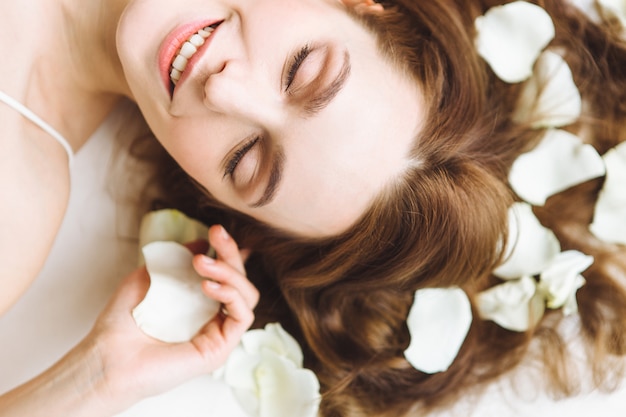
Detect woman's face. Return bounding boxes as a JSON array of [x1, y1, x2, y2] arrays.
[[117, 0, 424, 237]]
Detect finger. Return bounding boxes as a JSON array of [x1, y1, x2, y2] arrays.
[[95, 268, 150, 331], [186, 318, 237, 374], [107, 267, 150, 310], [208, 225, 246, 275], [193, 255, 260, 309], [201, 281, 255, 339], [181, 281, 255, 374]]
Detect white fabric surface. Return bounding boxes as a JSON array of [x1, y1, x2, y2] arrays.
[[0, 101, 624, 416]]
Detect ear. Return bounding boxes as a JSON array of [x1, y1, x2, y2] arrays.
[[338, 0, 384, 14]]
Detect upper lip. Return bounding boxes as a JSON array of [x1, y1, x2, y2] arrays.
[[158, 20, 223, 96]]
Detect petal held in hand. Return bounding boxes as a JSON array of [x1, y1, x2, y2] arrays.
[[132, 241, 220, 343], [138, 209, 210, 265]]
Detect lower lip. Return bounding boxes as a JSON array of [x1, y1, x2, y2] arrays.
[[158, 20, 221, 94]]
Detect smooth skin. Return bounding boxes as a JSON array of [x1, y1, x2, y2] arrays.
[[118, 0, 423, 237]]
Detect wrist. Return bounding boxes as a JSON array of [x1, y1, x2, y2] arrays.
[[0, 337, 119, 417]]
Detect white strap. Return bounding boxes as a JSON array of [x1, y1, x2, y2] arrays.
[[0, 90, 74, 167]]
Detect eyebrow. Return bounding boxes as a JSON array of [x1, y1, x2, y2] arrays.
[[303, 50, 351, 116], [250, 146, 285, 208]]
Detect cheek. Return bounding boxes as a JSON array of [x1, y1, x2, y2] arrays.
[[160, 128, 221, 184], [117, 4, 154, 65]]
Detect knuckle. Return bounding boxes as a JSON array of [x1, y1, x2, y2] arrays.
[[251, 288, 260, 306], [237, 309, 255, 327], [221, 287, 237, 303]]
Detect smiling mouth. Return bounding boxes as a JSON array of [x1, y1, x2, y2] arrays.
[[169, 21, 222, 89]]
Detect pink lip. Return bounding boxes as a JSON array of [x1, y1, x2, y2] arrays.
[[158, 19, 222, 95]]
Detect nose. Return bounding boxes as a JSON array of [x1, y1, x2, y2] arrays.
[[202, 59, 249, 114], [202, 58, 281, 126]]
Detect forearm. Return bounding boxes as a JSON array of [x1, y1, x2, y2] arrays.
[[0, 342, 118, 417]]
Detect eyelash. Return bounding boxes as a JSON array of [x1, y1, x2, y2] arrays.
[[225, 136, 261, 178], [285, 44, 311, 90]]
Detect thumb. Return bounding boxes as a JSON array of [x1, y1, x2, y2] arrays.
[[106, 267, 151, 312]]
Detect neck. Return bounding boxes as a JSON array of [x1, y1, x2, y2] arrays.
[[6, 0, 136, 150], [58, 0, 131, 97]]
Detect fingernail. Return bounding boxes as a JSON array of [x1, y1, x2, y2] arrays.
[[220, 226, 231, 241], [202, 255, 215, 265], [206, 280, 221, 289]]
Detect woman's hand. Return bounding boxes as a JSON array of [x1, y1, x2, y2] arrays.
[[0, 225, 258, 417], [89, 224, 259, 412], [0, 226, 259, 417]]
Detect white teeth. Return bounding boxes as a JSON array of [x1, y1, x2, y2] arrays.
[[189, 34, 206, 47], [179, 42, 197, 59], [170, 68, 182, 82], [170, 26, 216, 86], [172, 55, 188, 72]]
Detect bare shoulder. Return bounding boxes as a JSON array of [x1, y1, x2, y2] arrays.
[[0, 106, 70, 315]]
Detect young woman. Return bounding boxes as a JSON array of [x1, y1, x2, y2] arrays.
[[2, 0, 624, 415], [158, 0, 626, 416], [0, 0, 425, 415]]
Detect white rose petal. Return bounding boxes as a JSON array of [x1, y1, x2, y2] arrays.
[[598, 0, 626, 28], [509, 129, 606, 206], [132, 242, 220, 343], [404, 288, 472, 374], [256, 353, 320, 417], [494, 202, 561, 279], [476, 276, 545, 332], [475, 1, 555, 83], [138, 209, 210, 265], [538, 250, 591, 315], [223, 323, 321, 417], [513, 51, 582, 128], [590, 142, 626, 244], [224, 346, 262, 394], [241, 323, 304, 368]]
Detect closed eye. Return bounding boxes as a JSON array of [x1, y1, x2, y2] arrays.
[[285, 44, 312, 91], [224, 136, 261, 180]]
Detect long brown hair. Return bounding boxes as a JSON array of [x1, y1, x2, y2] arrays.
[[160, 1, 626, 415]]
